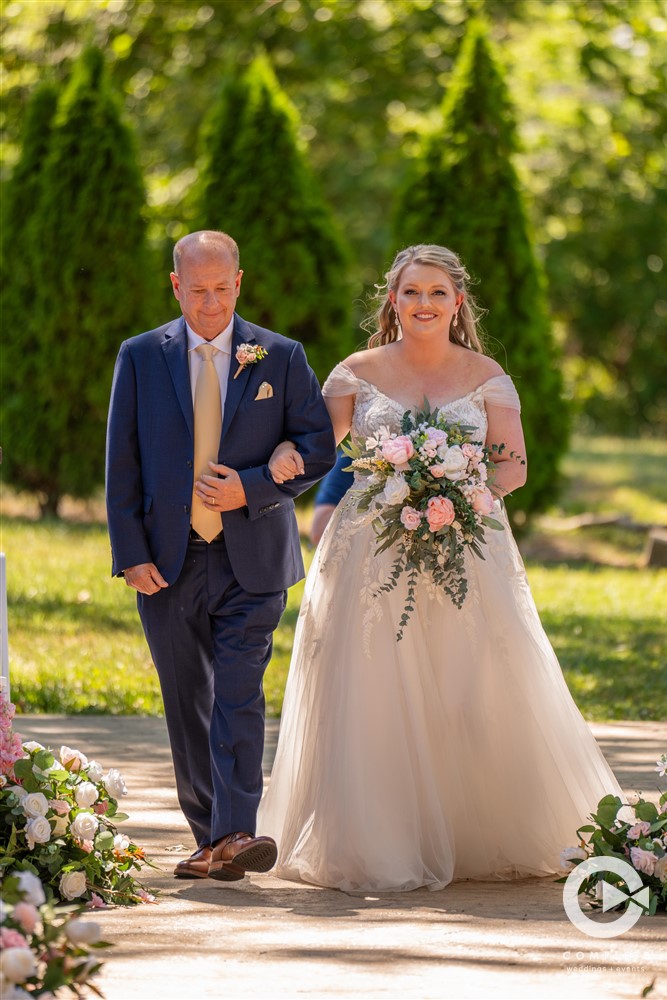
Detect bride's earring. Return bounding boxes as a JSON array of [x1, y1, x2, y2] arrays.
[[452, 312, 459, 329]]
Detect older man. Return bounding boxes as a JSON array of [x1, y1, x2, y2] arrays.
[[106, 231, 335, 880]]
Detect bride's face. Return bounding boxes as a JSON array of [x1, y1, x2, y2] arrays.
[[390, 263, 463, 341]]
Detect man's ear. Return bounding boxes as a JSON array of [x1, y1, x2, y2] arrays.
[[170, 272, 180, 300]]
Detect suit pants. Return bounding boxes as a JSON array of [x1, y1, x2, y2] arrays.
[[137, 535, 287, 847]]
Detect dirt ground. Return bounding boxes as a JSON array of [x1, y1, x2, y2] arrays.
[[15, 715, 667, 1000]]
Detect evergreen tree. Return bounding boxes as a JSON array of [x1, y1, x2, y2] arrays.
[[1, 48, 152, 515], [393, 20, 569, 522], [196, 53, 352, 381]]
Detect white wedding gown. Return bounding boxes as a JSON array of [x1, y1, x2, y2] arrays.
[[257, 363, 627, 892]]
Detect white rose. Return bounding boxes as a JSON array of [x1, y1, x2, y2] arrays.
[[25, 815, 52, 849], [74, 782, 98, 808], [0, 984, 32, 999], [113, 834, 130, 852], [104, 768, 127, 799], [22, 792, 49, 818], [6, 785, 28, 803], [439, 445, 469, 481], [381, 475, 411, 507], [70, 812, 99, 842], [0, 948, 37, 983], [86, 760, 104, 782], [51, 815, 69, 837], [15, 870, 46, 906], [559, 846, 588, 869], [60, 745, 88, 771], [65, 919, 102, 946], [22, 741, 45, 752], [60, 870, 87, 901]]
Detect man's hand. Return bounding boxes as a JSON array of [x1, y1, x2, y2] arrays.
[[124, 563, 169, 595], [195, 461, 248, 512]]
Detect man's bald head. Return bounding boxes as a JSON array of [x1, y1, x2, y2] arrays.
[[173, 231, 240, 275]]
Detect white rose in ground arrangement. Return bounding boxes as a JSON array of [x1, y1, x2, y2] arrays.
[[65, 919, 102, 946], [22, 740, 45, 752], [60, 870, 88, 901], [86, 760, 104, 782], [113, 834, 130, 852], [22, 792, 49, 818], [60, 746, 88, 771], [6, 785, 28, 803], [25, 816, 52, 849], [0, 947, 38, 983], [559, 846, 588, 869], [70, 812, 99, 842], [51, 814, 69, 837], [74, 782, 99, 808], [104, 768, 127, 799], [15, 871, 46, 906]]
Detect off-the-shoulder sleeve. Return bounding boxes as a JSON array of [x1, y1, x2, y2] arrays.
[[482, 375, 521, 411], [322, 362, 359, 397]]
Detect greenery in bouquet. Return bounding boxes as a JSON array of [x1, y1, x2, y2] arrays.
[[558, 754, 667, 915], [1, 868, 111, 998], [1, 684, 156, 907], [343, 399, 523, 639]]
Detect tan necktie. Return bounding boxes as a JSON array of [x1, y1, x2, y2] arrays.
[[191, 343, 222, 541]]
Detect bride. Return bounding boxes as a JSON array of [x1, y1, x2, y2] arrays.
[[258, 244, 627, 893]]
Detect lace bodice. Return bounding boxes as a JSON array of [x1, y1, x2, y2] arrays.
[[322, 361, 521, 444]]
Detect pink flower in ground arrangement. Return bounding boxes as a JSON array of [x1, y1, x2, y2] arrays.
[[627, 821, 652, 839], [0, 683, 25, 778], [630, 846, 656, 876], [400, 506, 422, 531], [0, 927, 30, 949], [12, 902, 40, 934], [426, 496, 456, 532], [382, 436, 415, 467]]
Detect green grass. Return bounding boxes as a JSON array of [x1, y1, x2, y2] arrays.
[[2, 435, 666, 721]]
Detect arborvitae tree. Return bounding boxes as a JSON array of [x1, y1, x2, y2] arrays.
[[196, 53, 352, 381], [393, 20, 569, 522], [2, 48, 152, 516]]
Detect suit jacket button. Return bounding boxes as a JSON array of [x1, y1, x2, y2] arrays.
[[184, 505, 190, 514], [186, 460, 193, 469]]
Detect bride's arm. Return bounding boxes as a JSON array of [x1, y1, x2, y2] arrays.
[[485, 403, 528, 497], [324, 393, 355, 446]]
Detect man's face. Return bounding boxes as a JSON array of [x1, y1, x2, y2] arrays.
[[170, 251, 243, 341]]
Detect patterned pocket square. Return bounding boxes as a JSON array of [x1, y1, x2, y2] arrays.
[[254, 382, 274, 400]]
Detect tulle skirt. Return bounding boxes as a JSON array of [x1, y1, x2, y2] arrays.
[[258, 500, 627, 892]]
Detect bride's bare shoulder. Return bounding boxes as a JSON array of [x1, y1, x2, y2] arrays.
[[460, 348, 505, 381], [340, 347, 386, 379]]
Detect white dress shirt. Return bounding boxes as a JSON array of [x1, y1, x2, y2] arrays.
[[186, 316, 235, 417]]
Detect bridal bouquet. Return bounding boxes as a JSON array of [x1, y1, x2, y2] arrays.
[[343, 399, 519, 639], [558, 753, 667, 915], [1, 869, 110, 997], [1, 684, 156, 908]]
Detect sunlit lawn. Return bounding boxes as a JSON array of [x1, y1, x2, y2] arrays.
[[2, 436, 666, 721]]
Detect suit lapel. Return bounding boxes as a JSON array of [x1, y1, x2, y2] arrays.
[[161, 318, 194, 442], [221, 315, 254, 442]]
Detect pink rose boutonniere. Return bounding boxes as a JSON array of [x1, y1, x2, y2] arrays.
[[234, 343, 268, 379]]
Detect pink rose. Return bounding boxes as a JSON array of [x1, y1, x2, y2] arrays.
[[0, 927, 29, 949], [87, 893, 108, 909], [462, 443, 482, 461], [81, 839, 94, 854], [627, 821, 652, 840], [426, 496, 456, 531], [13, 901, 39, 934], [424, 428, 448, 448], [430, 464, 446, 479], [630, 846, 656, 875], [471, 487, 495, 515], [93, 801, 109, 815], [400, 506, 422, 531], [382, 436, 415, 467], [51, 799, 70, 815]]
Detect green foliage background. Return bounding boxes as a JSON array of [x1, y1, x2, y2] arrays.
[[1, 46, 153, 514], [1, 0, 665, 455]]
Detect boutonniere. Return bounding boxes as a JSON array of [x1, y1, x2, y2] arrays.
[[233, 344, 268, 379]]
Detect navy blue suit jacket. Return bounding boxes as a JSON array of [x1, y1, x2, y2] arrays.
[[105, 313, 336, 593]]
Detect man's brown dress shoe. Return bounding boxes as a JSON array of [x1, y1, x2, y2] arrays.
[[209, 832, 278, 881], [173, 845, 214, 879]]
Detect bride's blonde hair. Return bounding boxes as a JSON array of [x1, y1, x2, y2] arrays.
[[362, 244, 485, 352]]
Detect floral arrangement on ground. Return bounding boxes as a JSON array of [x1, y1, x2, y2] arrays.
[[559, 753, 667, 914], [1, 682, 156, 908]]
